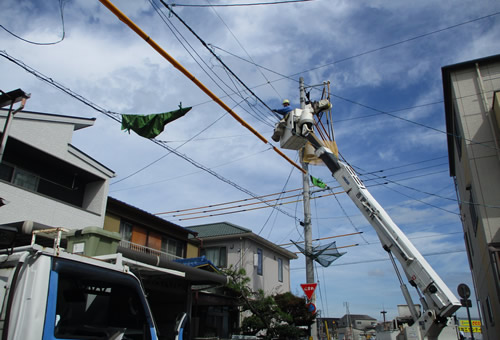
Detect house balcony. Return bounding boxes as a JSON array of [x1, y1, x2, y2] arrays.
[[118, 240, 183, 262]]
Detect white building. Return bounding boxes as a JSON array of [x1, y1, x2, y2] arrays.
[[0, 109, 115, 230], [442, 54, 500, 339]]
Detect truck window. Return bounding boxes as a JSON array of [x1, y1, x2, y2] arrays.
[[49, 259, 154, 340]]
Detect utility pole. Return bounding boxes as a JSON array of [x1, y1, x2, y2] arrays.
[[300, 77, 317, 340]]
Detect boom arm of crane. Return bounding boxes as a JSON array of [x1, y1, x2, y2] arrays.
[[300, 127, 461, 339]]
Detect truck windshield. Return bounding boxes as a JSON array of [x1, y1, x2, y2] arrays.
[[52, 263, 153, 340]]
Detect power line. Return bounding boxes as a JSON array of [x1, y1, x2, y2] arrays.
[[174, 191, 345, 221], [203, 0, 284, 102], [111, 109, 230, 186], [156, 188, 302, 215], [110, 147, 272, 193], [171, 0, 315, 7], [159, 0, 281, 122], [291, 10, 500, 77], [290, 249, 466, 269], [149, 0, 276, 128], [0, 0, 66, 46], [0, 49, 303, 222], [356, 156, 448, 176]]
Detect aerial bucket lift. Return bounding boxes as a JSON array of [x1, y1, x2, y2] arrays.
[[273, 81, 461, 340]]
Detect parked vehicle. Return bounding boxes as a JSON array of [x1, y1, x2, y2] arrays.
[[0, 226, 159, 340]]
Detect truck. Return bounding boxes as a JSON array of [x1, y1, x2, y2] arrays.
[[274, 85, 462, 340], [0, 225, 159, 340]]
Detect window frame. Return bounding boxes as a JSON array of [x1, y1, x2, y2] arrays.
[[201, 246, 227, 268], [257, 248, 263, 276], [278, 258, 283, 282], [119, 220, 133, 241]]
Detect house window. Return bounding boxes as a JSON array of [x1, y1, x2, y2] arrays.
[[161, 237, 184, 259], [490, 245, 500, 303], [257, 248, 263, 275], [119, 221, 133, 241], [278, 258, 283, 282], [13, 168, 39, 191], [469, 190, 479, 236], [453, 108, 462, 160], [0, 162, 14, 182], [201, 247, 226, 268], [464, 232, 474, 267], [486, 296, 495, 326]]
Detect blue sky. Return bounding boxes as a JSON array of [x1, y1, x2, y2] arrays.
[[2, 0, 499, 322]]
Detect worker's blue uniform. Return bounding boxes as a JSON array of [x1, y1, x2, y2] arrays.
[[274, 106, 293, 116]]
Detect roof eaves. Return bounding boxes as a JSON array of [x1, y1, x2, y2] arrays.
[[107, 197, 196, 236], [0, 109, 96, 131]]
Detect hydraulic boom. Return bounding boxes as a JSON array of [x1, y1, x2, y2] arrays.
[[275, 101, 461, 339]]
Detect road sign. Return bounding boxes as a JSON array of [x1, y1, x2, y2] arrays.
[[458, 283, 471, 299], [307, 303, 317, 314], [301, 283, 317, 299]]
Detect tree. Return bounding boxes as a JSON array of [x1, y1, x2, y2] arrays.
[[222, 266, 315, 339]]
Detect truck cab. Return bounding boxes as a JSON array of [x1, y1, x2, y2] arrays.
[[0, 228, 158, 340]]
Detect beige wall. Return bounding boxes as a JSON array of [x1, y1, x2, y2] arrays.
[[186, 242, 199, 258], [448, 59, 500, 338], [104, 214, 120, 233]]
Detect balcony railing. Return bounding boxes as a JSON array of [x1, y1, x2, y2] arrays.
[[119, 240, 183, 261]]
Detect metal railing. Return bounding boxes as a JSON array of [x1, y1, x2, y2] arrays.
[[118, 240, 183, 261]]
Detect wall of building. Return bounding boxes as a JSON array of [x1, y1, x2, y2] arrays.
[[186, 242, 199, 258], [1, 182, 105, 229], [233, 238, 291, 295], [447, 58, 500, 338]]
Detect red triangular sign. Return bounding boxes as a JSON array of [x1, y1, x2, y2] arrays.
[[300, 283, 317, 299]]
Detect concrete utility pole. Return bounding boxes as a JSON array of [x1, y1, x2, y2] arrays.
[[299, 77, 317, 340]]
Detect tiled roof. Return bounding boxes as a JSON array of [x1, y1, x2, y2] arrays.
[[187, 222, 251, 238]]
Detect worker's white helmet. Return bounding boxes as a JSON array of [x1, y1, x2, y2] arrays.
[[283, 99, 290, 105]]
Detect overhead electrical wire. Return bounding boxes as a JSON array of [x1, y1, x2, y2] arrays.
[[0, 0, 66, 46], [354, 162, 461, 215], [259, 157, 296, 237], [98, 0, 305, 175], [0, 50, 303, 222], [149, 0, 276, 128], [150, 157, 450, 221], [167, 190, 346, 221], [202, 0, 284, 102], [158, 0, 281, 122], [290, 249, 466, 269], [110, 147, 272, 193], [210, 10, 500, 79], [290, 10, 500, 77], [170, 0, 315, 7], [156, 187, 302, 215], [111, 108, 230, 186], [206, 9, 500, 152]]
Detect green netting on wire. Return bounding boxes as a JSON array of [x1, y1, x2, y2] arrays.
[[292, 240, 346, 267]]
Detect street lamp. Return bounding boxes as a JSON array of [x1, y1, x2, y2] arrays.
[[0, 88, 30, 162]]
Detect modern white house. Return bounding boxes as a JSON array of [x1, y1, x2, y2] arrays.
[[187, 221, 298, 295], [0, 108, 115, 231], [442, 54, 500, 339]]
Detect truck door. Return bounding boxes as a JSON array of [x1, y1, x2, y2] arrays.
[[43, 257, 158, 340]]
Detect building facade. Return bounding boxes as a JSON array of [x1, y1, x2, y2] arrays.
[[103, 197, 231, 339], [442, 54, 500, 339], [187, 221, 298, 295], [0, 109, 115, 230], [337, 314, 377, 340]]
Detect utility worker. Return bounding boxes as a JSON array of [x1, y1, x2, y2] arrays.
[[273, 99, 293, 117], [271, 99, 294, 142]]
